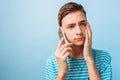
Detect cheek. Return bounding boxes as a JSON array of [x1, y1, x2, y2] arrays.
[[65, 31, 74, 39]]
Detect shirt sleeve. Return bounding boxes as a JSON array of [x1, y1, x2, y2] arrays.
[[45, 56, 57, 80], [100, 53, 112, 80]]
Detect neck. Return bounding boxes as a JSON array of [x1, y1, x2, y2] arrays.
[[72, 45, 84, 58]]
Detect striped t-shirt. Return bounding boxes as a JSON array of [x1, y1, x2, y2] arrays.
[[45, 49, 112, 80]]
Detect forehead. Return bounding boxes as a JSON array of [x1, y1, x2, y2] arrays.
[[62, 11, 86, 26]]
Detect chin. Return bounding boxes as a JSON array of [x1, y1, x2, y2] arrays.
[[73, 41, 84, 47]]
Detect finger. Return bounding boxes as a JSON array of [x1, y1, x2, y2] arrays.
[[55, 47, 72, 59], [85, 26, 92, 47], [63, 52, 71, 60], [56, 37, 64, 51], [60, 47, 73, 56], [85, 29, 89, 45], [59, 43, 73, 53], [86, 22, 92, 38], [86, 23, 92, 44]]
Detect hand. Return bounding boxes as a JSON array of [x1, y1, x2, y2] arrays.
[[55, 38, 73, 76], [83, 23, 101, 80], [83, 22, 93, 62]]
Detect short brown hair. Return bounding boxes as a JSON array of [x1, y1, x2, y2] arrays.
[[58, 2, 86, 26]]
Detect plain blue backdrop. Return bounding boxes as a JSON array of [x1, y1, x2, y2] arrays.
[[0, 0, 120, 80]]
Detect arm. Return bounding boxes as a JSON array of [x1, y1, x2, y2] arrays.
[[83, 23, 100, 80], [56, 74, 66, 80], [86, 57, 101, 80], [86, 51, 112, 80], [55, 38, 73, 80]]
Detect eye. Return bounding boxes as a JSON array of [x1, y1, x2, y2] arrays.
[[67, 25, 74, 29], [80, 22, 87, 27]]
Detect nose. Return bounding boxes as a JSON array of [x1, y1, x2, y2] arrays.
[[75, 26, 83, 36]]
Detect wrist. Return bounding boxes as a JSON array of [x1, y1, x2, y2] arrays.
[[57, 73, 66, 80], [58, 71, 67, 77], [85, 57, 94, 64]]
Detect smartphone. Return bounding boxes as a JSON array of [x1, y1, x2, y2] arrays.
[[58, 27, 69, 44], [58, 27, 73, 58]]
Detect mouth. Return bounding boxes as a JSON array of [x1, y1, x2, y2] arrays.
[[74, 37, 84, 41]]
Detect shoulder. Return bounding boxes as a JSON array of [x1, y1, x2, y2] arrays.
[[46, 54, 57, 66], [92, 49, 112, 72], [46, 54, 56, 62], [92, 49, 111, 64], [45, 54, 58, 79]]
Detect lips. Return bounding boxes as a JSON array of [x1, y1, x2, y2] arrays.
[[74, 37, 84, 41]]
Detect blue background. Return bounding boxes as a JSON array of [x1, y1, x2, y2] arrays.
[[0, 0, 120, 80]]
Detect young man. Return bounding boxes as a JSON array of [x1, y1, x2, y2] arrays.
[[46, 2, 112, 80]]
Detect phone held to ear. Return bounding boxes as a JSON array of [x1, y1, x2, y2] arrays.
[[58, 27, 73, 58], [58, 27, 69, 44]]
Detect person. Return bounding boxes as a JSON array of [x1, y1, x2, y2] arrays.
[[46, 2, 112, 80]]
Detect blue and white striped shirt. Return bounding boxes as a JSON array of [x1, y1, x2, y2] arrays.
[[46, 49, 112, 80]]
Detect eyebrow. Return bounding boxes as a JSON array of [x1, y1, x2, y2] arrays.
[[79, 20, 87, 23], [66, 20, 87, 26]]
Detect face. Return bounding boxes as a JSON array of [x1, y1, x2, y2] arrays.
[[62, 11, 87, 46]]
